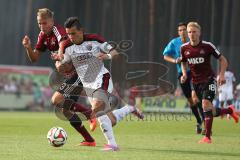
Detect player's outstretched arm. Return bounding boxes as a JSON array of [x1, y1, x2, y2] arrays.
[[164, 55, 181, 64], [22, 35, 41, 62], [218, 55, 228, 86], [181, 62, 188, 83]]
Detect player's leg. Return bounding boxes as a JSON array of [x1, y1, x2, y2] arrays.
[[52, 91, 95, 146], [179, 74, 202, 134], [192, 90, 205, 121], [86, 73, 122, 151], [226, 88, 234, 106], [97, 96, 143, 151], [199, 98, 213, 144], [51, 75, 96, 146], [220, 101, 225, 119], [87, 88, 119, 151], [198, 79, 219, 143], [214, 97, 238, 123], [110, 92, 144, 122], [53, 74, 97, 131], [126, 87, 145, 119], [218, 90, 226, 119], [199, 79, 238, 144], [226, 90, 238, 121], [97, 113, 119, 151]]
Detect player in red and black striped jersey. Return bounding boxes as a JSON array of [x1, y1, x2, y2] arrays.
[[22, 8, 96, 146], [180, 22, 239, 144]]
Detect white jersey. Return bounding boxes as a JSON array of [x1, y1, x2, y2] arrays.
[[218, 71, 236, 101], [64, 40, 113, 91], [218, 71, 236, 92]]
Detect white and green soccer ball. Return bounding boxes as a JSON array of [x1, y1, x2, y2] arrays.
[[47, 127, 67, 147]]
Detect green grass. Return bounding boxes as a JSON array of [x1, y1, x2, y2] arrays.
[[0, 112, 239, 160]]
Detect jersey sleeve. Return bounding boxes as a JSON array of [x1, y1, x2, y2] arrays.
[[35, 32, 47, 52], [163, 41, 175, 56], [59, 39, 73, 54], [52, 25, 67, 43], [61, 49, 71, 64], [208, 42, 221, 59], [180, 45, 187, 62], [99, 42, 113, 53]]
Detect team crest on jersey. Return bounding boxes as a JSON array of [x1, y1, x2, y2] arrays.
[[86, 44, 93, 51], [51, 41, 56, 46], [185, 51, 190, 55], [200, 49, 205, 54], [51, 40, 56, 46]]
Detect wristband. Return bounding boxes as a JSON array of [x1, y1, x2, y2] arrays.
[[106, 54, 112, 59]]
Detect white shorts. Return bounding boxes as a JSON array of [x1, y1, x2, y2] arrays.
[[84, 73, 113, 97], [219, 89, 233, 102], [84, 73, 113, 116]]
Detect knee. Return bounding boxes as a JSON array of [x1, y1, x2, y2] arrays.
[[192, 97, 199, 105], [51, 92, 64, 106], [91, 100, 106, 112], [191, 91, 199, 105], [107, 113, 117, 126], [187, 98, 194, 106], [92, 100, 104, 107], [202, 99, 212, 110]]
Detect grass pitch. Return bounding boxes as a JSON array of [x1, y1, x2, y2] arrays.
[[0, 112, 239, 160]]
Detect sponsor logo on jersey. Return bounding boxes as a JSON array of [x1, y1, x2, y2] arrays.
[[75, 52, 93, 62], [86, 44, 93, 51], [187, 57, 204, 64]]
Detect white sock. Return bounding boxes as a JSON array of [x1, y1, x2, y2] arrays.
[[112, 104, 135, 123], [97, 115, 117, 147]]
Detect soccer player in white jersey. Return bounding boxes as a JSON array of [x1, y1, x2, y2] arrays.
[[55, 17, 144, 151], [217, 68, 236, 119]]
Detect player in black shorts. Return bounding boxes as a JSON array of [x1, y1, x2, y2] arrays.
[[163, 22, 204, 134], [181, 22, 239, 144]]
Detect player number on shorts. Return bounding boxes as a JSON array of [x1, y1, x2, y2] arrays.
[[209, 84, 216, 93]]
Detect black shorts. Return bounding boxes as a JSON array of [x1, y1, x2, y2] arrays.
[[57, 73, 83, 102], [193, 78, 216, 102], [178, 72, 192, 98]]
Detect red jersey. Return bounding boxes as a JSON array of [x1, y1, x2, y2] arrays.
[[35, 23, 67, 52], [181, 40, 221, 84]]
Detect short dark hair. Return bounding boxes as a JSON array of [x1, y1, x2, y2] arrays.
[[177, 22, 187, 27], [64, 17, 83, 29]]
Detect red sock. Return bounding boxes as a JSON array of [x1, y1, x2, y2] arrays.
[[72, 103, 92, 119], [74, 125, 95, 142], [220, 108, 232, 115], [204, 111, 213, 139], [69, 114, 95, 142]]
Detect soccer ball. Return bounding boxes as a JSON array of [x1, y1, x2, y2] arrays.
[[47, 127, 67, 147]]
